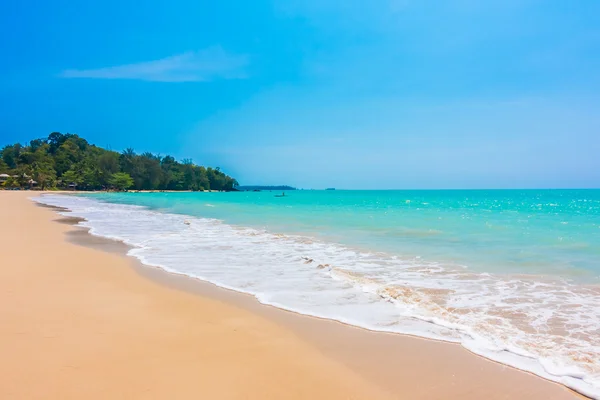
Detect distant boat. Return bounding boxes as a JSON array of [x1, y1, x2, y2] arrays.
[[326, 188, 336, 190], [275, 192, 286, 197]]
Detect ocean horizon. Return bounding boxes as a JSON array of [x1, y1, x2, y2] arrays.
[[37, 189, 600, 398]]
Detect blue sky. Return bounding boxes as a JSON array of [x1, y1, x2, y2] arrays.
[[1, 0, 599, 189]]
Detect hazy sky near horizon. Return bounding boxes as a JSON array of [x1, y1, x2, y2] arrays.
[[1, 1, 599, 189]]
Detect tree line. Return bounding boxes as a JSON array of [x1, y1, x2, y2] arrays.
[[0, 132, 238, 191]]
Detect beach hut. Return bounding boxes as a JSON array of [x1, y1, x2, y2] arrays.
[[0, 173, 9, 183]]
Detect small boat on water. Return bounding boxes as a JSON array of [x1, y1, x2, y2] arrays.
[[275, 192, 286, 197], [326, 188, 336, 190]]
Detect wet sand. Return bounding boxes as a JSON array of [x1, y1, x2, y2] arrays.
[[0, 191, 581, 399]]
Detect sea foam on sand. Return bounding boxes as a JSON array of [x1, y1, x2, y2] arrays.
[[35, 194, 600, 399]]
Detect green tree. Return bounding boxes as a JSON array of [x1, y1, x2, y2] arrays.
[[13, 166, 32, 188], [119, 148, 136, 175], [67, 135, 89, 151], [109, 172, 134, 191], [196, 166, 210, 191], [97, 151, 120, 185], [32, 162, 57, 190], [78, 163, 101, 189], [29, 138, 46, 152], [2, 144, 21, 169], [3, 176, 20, 189], [160, 155, 181, 189], [61, 169, 82, 189], [48, 132, 67, 154], [54, 140, 82, 176], [0, 157, 8, 172], [139, 152, 162, 190], [1, 132, 238, 192], [18, 150, 37, 165]]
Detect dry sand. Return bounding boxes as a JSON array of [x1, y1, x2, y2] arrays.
[[0, 191, 581, 399]]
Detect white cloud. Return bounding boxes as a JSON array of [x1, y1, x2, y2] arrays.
[[60, 47, 248, 82]]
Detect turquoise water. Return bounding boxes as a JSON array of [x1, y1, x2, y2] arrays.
[[87, 189, 600, 281], [39, 190, 600, 397]]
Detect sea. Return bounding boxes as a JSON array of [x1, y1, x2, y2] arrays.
[[35, 190, 600, 398]]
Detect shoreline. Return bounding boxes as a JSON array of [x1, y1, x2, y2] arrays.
[[2, 192, 393, 399], [25, 192, 586, 399]]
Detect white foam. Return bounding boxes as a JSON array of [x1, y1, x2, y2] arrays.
[[36, 194, 600, 399]]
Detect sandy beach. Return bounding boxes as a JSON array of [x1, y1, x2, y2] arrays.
[[0, 191, 581, 399]]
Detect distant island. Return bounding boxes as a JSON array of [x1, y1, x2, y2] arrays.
[[237, 185, 296, 191], [0, 132, 238, 191]]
